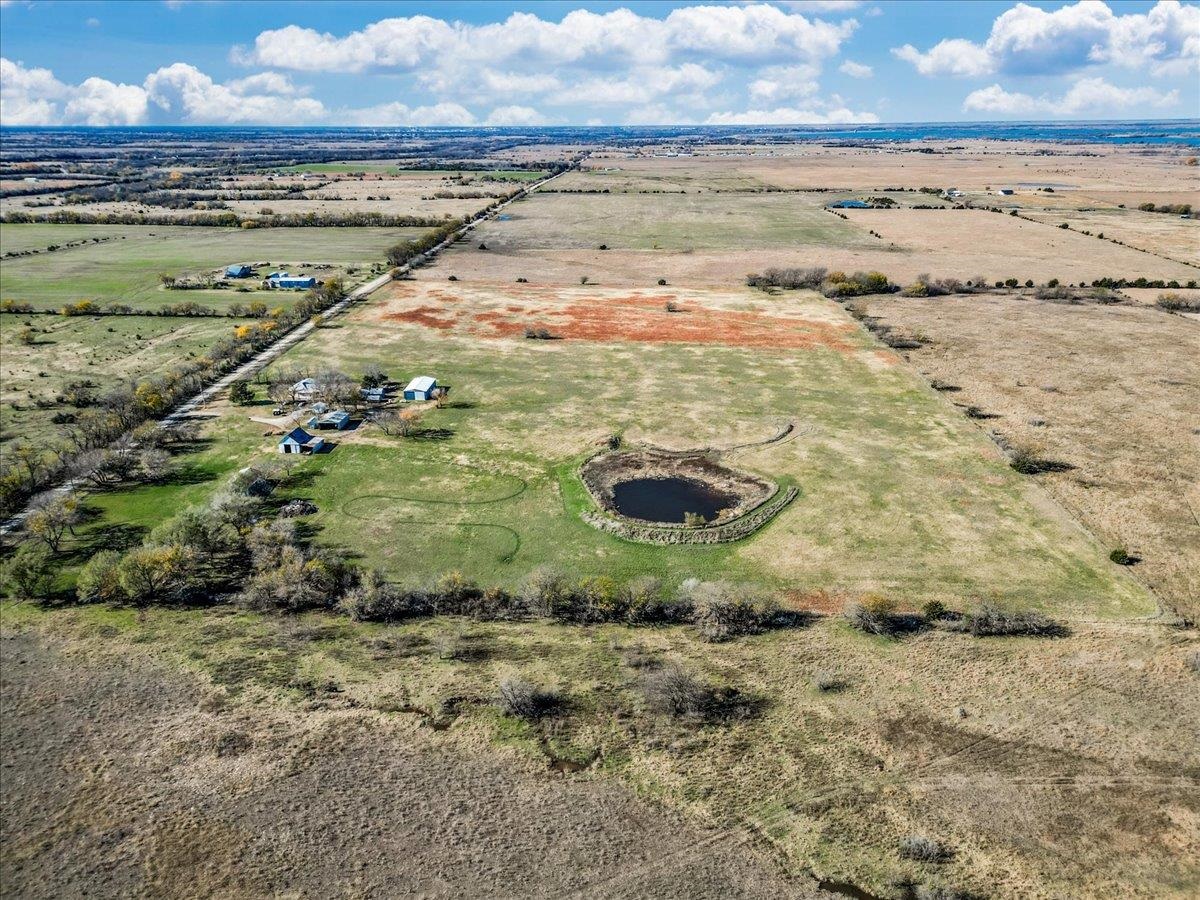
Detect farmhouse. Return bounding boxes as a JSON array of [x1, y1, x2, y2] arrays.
[[403, 376, 438, 401], [266, 272, 317, 290], [291, 377, 317, 400], [224, 264, 253, 278], [307, 409, 351, 430], [278, 427, 325, 454]]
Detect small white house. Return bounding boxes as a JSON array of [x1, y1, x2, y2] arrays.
[[278, 427, 325, 454], [291, 378, 316, 401], [403, 376, 438, 401]]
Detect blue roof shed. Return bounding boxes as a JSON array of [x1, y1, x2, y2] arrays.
[[225, 264, 253, 278]]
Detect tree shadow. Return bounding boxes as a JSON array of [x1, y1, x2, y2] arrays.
[[410, 427, 455, 442], [156, 465, 218, 487]]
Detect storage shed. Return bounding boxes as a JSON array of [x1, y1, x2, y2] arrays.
[[403, 376, 438, 401], [307, 409, 351, 430], [267, 272, 317, 290], [225, 264, 253, 278], [278, 427, 325, 454]]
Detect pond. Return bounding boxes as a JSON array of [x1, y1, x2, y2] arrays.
[[610, 476, 737, 524]]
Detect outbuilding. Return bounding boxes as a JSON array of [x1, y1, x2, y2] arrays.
[[307, 409, 351, 430], [291, 378, 317, 401], [225, 264, 253, 278], [267, 272, 317, 290], [403, 376, 438, 401], [996, 188, 1015, 196], [361, 387, 386, 403], [278, 427, 325, 454]]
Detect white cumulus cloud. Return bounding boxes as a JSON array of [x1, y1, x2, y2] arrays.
[[335, 100, 476, 127], [706, 105, 878, 124], [1, 57, 325, 125], [748, 64, 821, 102], [894, 0, 1199, 78], [235, 6, 856, 73], [484, 104, 547, 126], [838, 59, 873, 78], [963, 76, 1180, 115], [1, 57, 146, 125]]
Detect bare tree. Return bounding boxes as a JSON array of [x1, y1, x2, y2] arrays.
[[139, 448, 172, 483], [313, 370, 358, 408], [25, 492, 81, 553], [375, 409, 420, 437]]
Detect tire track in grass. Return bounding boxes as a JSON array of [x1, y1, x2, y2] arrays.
[[338, 513, 522, 564], [338, 459, 529, 563]]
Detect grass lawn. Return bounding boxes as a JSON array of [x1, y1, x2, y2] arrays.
[[0, 224, 428, 311], [0, 314, 259, 444]]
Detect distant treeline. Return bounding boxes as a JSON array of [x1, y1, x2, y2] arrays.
[[1, 209, 449, 228]]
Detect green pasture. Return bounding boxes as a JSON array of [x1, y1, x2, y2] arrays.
[[52, 289, 1151, 616], [0, 224, 427, 311]]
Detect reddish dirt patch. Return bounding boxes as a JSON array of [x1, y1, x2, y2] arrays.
[[463, 294, 854, 351], [386, 305, 459, 329]]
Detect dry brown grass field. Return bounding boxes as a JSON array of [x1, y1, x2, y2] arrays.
[[857, 291, 1200, 621]]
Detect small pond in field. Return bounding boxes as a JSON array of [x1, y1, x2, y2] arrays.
[[610, 477, 737, 524]]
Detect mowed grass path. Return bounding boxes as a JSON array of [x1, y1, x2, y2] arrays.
[[0, 224, 428, 311]]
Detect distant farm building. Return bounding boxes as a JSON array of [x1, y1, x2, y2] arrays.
[[361, 387, 386, 403], [278, 427, 325, 454], [828, 199, 870, 209], [225, 264, 253, 278], [403, 376, 438, 401], [307, 409, 351, 430], [996, 188, 1015, 196], [266, 272, 317, 290], [291, 378, 317, 400]]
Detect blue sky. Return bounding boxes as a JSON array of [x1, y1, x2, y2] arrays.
[[1, 1, 1196, 126]]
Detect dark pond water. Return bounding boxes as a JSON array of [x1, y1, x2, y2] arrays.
[[610, 477, 736, 524]]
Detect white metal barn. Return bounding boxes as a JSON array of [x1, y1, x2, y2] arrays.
[[403, 376, 438, 401]]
